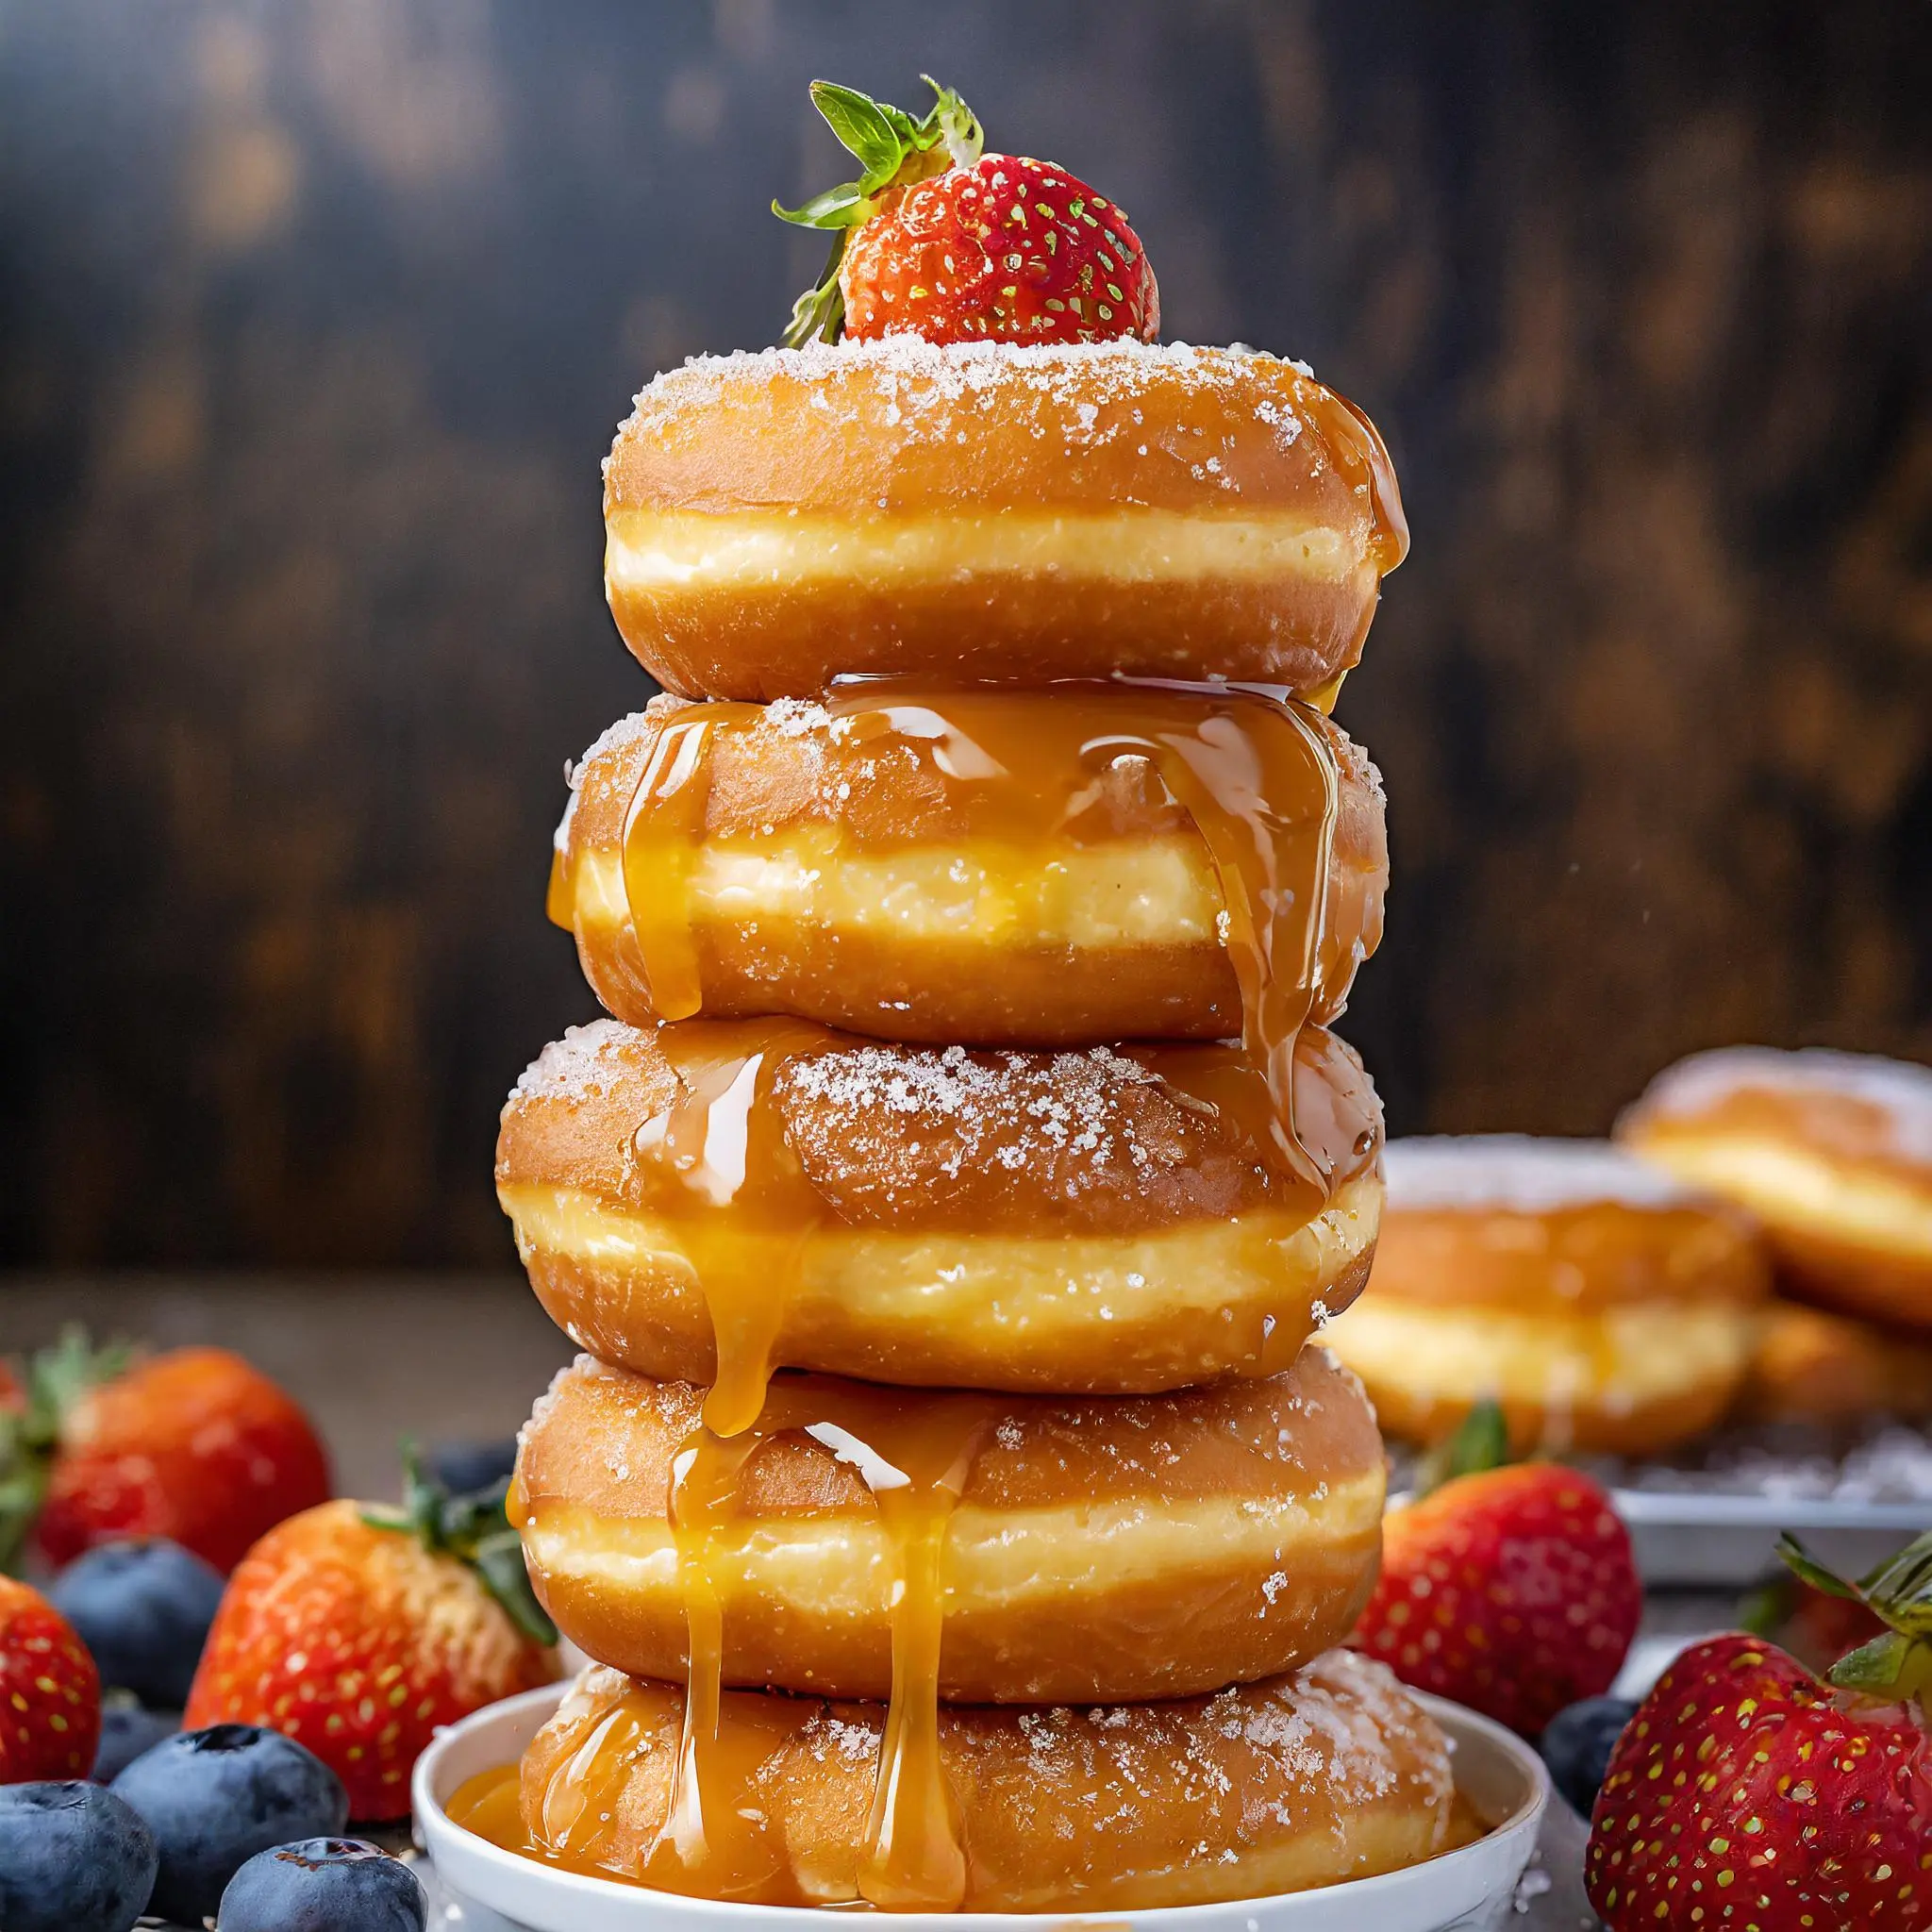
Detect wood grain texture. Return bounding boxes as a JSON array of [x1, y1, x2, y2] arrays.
[[0, 0, 1927, 1264]]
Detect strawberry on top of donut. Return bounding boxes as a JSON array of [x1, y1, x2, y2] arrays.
[[774, 75, 1158, 347]]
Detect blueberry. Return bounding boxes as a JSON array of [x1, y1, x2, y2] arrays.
[[219, 1836, 427, 1932], [91, 1700, 181, 1782], [1539, 1695, 1637, 1815], [49, 1538, 225, 1707], [425, 1436, 520, 1494], [0, 1782, 158, 1932], [110, 1724, 348, 1924]]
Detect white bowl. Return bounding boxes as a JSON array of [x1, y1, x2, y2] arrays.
[[413, 1681, 1547, 1932]]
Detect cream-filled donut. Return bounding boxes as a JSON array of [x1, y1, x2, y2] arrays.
[[552, 684, 1385, 1047], [497, 1016, 1383, 1430], [464, 1652, 1451, 1911], [603, 339, 1407, 701], [511, 1348, 1386, 1705], [1321, 1135, 1768, 1455]]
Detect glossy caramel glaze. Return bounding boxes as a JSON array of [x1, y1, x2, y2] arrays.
[[447, 1652, 1452, 1911], [551, 684, 1385, 1048], [603, 340, 1407, 701], [512, 1348, 1386, 1705], [497, 1018, 1383, 1424]]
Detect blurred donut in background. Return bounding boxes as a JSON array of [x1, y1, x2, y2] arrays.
[[1618, 1047, 1932, 1335], [1736, 1300, 1932, 1426], [1322, 1135, 1768, 1456]]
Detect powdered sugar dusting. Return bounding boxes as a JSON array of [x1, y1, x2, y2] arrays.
[[508, 1019, 633, 1108], [784, 1041, 1164, 1183], [612, 337, 1323, 474], [1385, 1135, 1701, 1213], [1631, 1047, 1932, 1160]]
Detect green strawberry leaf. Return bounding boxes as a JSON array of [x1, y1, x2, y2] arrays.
[[771, 182, 874, 230], [1830, 1629, 1921, 1693], [771, 74, 982, 345], [1782, 1528, 1932, 1699], [0, 1326, 133, 1574], [473, 1529, 558, 1649], [1857, 1527, 1932, 1634], [1413, 1399, 1511, 1497], [363, 1441, 558, 1650], [808, 81, 906, 184]]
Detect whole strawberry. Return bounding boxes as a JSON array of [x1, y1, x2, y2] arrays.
[[0, 1330, 331, 1574], [185, 1455, 557, 1819], [1351, 1410, 1641, 1736], [1588, 1532, 1932, 1931], [774, 76, 1158, 346], [0, 1574, 101, 1782]]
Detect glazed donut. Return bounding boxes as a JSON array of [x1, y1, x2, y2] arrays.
[[512, 1348, 1385, 1705], [1739, 1301, 1932, 1426], [553, 684, 1385, 1046], [1320, 1136, 1768, 1456], [603, 339, 1407, 701], [1618, 1047, 1932, 1333], [488, 1652, 1451, 1910], [496, 1017, 1382, 1428]]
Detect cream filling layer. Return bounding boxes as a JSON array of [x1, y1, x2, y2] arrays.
[[1321, 1297, 1753, 1416], [1637, 1134, 1932, 1261], [570, 834, 1222, 949], [606, 508, 1367, 592], [502, 1171, 1381, 1338], [525, 1472, 1384, 1625]]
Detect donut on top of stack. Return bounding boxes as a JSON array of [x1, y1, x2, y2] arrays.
[[475, 78, 1449, 1913], [1320, 1135, 1771, 1457]]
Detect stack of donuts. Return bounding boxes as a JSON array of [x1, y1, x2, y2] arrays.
[[463, 100, 1462, 1912]]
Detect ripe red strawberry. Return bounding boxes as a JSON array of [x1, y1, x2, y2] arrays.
[[774, 77, 1158, 346], [1588, 1533, 1932, 1930], [1352, 1430, 1641, 1736], [185, 1456, 558, 1819], [0, 1332, 332, 1574], [0, 1575, 101, 1783]]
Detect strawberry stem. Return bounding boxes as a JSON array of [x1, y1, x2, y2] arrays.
[[1778, 1529, 1932, 1702], [362, 1442, 557, 1648], [0, 1326, 134, 1574], [1412, 1399, 1511, 1497], [772, 75, 982, 346]]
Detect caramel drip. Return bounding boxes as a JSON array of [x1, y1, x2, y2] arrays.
[[619, 680, 1341, 1193], [1304, 380, 1409, 574], [641, 1020, 829, 1437], [648, 1376, 995, 1908]]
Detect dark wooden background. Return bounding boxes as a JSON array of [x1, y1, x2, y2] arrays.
[[2, 0, 1928, 1268]]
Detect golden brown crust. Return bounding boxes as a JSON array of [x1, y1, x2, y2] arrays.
[[1739, 1302, 1932, 1424], [602, 340, 1407, 699], [519, 1654, 1453, 1910], [1366, 1135, 1769, 1314], [1370, 1203, 1768, 1315], [1356, 1362, 1742, 1460], [513, 1350, 1386, 1703], [495, 1019, 1382, 1393], [497, 1018, 1380, 1236], [557, 696, 1387, 1045]]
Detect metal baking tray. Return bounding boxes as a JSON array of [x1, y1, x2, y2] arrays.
[[1396, 1424, 1932, 1588]]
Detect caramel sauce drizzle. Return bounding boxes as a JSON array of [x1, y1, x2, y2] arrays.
[[515, 680, 1350, 1909], [619, 679, 1339, 1194], [645, 1378, 994, 1907]]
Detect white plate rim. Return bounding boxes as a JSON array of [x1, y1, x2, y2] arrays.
[[412, 1678, 1549, 1931]]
